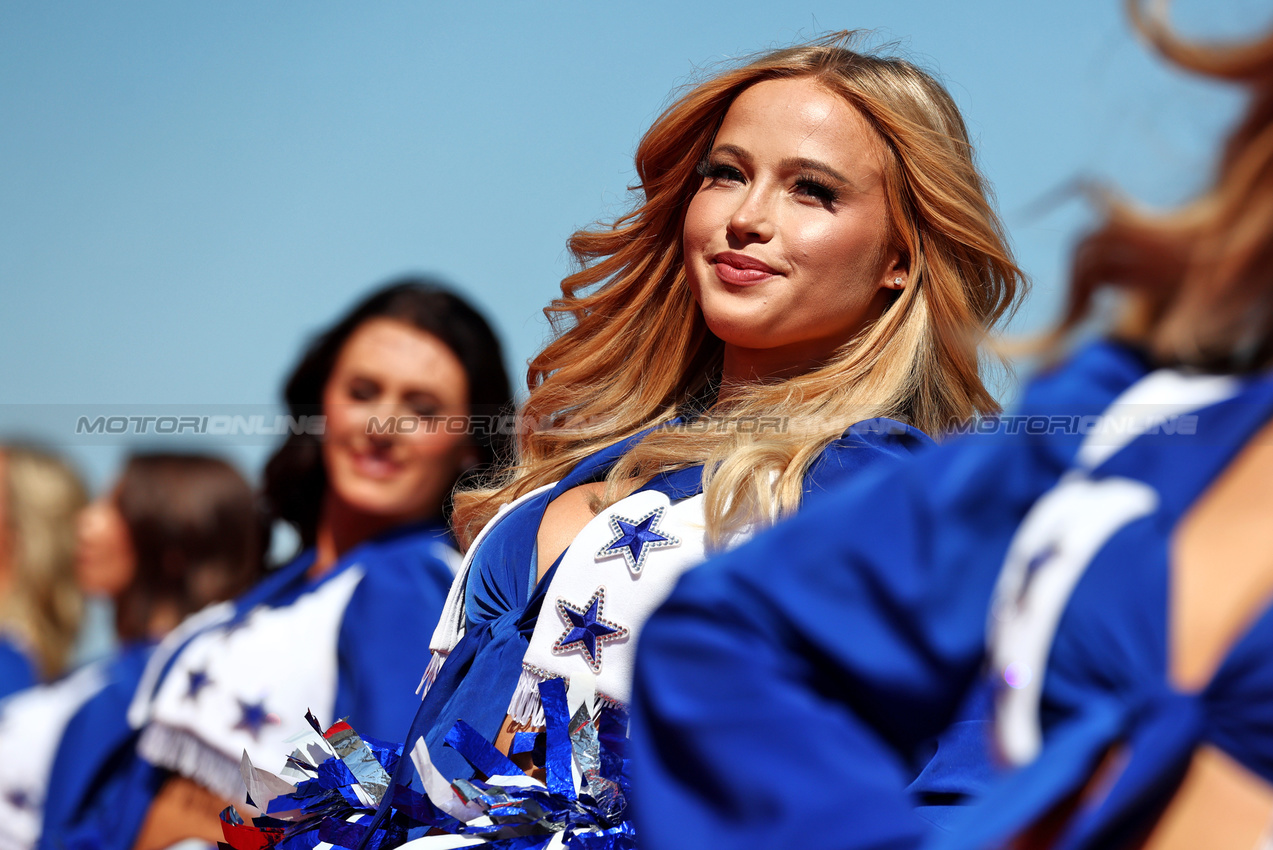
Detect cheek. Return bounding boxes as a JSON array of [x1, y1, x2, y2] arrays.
[[77, 508, 135, 595], [321, 386, 360, 443], [104, 526, 135, 580], [401, 428, 469, 473], [802, 219, 889, 291], [320, 396, 368, 478], [681, 194, 716, 267]]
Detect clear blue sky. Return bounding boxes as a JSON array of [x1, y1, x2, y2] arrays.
[[0, 0, 1262, 490]]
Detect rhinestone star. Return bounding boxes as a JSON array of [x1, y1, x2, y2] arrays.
[[185, 668, 211, 700], [551, 587, 629, 674], [233, 698, 280, 740], [596, 507, 680, 575]]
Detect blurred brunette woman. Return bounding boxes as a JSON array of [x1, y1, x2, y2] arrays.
[[78, 281, 511, 850]]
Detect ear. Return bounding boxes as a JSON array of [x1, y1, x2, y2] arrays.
[[881, 249, 910, 291]]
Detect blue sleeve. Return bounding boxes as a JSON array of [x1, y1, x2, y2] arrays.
[[40, 647, 159, 850], [40, 688, 132, 847], [333, 545, 456, 742], [803, 418, 934, 499], [626, 344, 1142, 850], [0, 640, 37, 699], [53, 754, 166, 850]]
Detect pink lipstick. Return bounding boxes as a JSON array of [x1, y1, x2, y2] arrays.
[[712, 251, 778, 285]]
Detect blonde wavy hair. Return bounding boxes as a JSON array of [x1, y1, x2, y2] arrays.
[[1046, 1, 1273, 371], [454, 32, 1025, 548], [0, 445, 86, 680]]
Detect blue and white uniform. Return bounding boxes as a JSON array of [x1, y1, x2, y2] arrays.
[[0, 654, 125, 850], [136, 520, 460, 799], [403, 419, 931, 790], [0, 638, 37, 701], [35, 643, 154, 850], [57, 520, 459, 850], [631, 341, 1273, 850]]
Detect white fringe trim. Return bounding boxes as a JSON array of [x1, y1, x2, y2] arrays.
[[508, 666, 549, 727], [138, 723, 247, 803], [417, 650, 448, 697], [507, 665, 626, 727]]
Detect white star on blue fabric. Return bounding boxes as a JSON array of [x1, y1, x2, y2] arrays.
[[595, 506, 680, 575], [551, 587, 629, 674]]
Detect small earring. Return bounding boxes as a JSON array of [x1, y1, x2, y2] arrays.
[[892, 276, 904, 288]]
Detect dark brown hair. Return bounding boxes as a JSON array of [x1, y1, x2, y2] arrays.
[[262, 279, 514, 549], [113, 453, 266, 642]]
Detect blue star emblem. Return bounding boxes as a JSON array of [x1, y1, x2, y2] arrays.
[[596, 506, 679, 574], [233, 698, 280, 740], [5, 788, 32, 811], [551, 587, 629, 673], [185, 668, 211, 700]]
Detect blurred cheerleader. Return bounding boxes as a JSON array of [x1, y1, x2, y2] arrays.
[[113, 280, 513, 850], [0, 445, 86, 697], [0, 452, 263, 850]]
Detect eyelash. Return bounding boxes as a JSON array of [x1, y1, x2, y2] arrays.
[[794, 174, 839, 204], [695, 159, 840, 205], [696, 158, 741, 183], [348, 380, 379, 402]]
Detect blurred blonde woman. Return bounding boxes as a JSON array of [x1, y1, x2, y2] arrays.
[[0, 445, 86, 697]]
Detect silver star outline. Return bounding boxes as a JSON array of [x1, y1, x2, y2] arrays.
[[551, 586, 629, 674], [595, 506, 680, 575]]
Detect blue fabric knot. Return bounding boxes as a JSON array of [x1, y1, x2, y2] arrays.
[[1050, 684, 1204, 850], [1128, 682, 1204, 747]]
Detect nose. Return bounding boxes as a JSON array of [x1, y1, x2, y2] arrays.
[[77, 501, 101, 542], [727, 184, 776, 244]]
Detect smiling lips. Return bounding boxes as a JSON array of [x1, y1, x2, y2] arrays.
[[349, 446, 402, 480], [712, 251, 780, 285]]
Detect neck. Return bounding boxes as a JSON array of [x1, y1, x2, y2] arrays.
[[720, 345, 825, 391], [146, 601, 181, 641], [311, 495, 421, 579]]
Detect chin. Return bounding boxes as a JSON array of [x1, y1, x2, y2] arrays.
[[331, 474, 395, 511], [703, 318, 780, 351], [333, 476, 436, 524]]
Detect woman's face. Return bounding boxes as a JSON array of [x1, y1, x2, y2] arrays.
[[75, 491, 136, 598], [683, 76, 903, 379], [321, 318, 474, 523]]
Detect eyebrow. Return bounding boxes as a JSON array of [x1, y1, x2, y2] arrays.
[[710, 144, 851, 185]]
